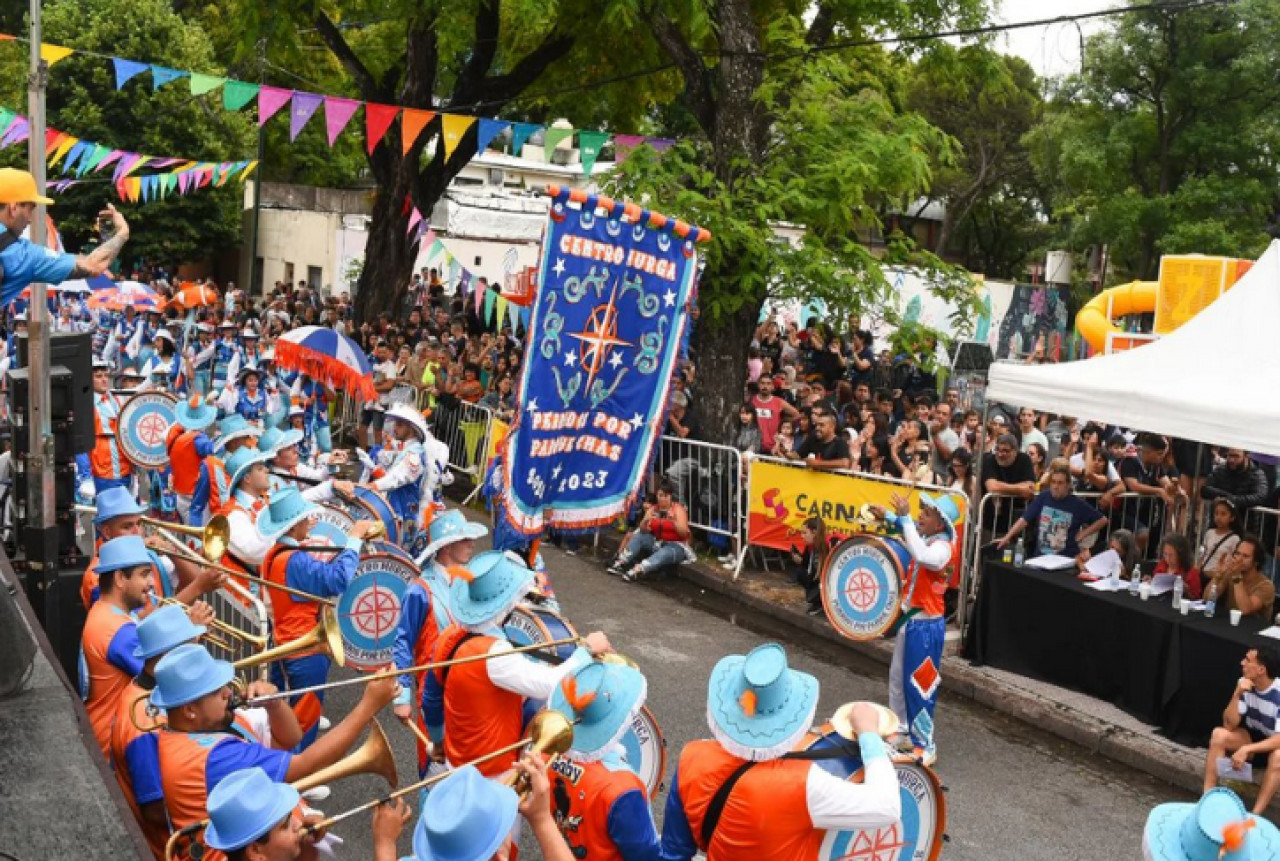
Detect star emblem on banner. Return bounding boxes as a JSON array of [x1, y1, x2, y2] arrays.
[[563, 350, 577, 367], [568, 279, 634, 392], [552, 465, 563, 479], [629, 413, 645, 431], [526, 397, 540, 414], [663, 289, 677, 308], [552, 258, 566, 278], [608, 351, 623, 369]]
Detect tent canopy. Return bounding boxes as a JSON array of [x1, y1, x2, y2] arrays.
[[987, 240, 1280, 457]]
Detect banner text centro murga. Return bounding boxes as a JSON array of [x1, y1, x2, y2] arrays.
[[499, 188, 706, 535]]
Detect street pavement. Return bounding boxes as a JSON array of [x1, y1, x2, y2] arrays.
[[320, 536, 1191, 860]]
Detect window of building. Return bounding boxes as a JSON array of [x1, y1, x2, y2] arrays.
[[307, 266, 323, 289], [283, 262, 295, 284]]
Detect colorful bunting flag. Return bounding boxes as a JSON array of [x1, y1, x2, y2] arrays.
[[39, 43, 74, 66], [543, 126, 574, 155], [475, 119, 510, 155], [223, 80, 259, 111], [289, 92, 324, 141], [113, 58, 149, 90], [257, 86, 293, 126], [406, 206, 423, 237], [510, 122, 540, 156], [577, 131, 609, 175], [495, 294, 508, 330], [189, 73, 225, 96], [323, 97, 360, 147], [483, 287, 495, 324], [365, 103, 399, 154], [95, 149, 123, 173], [48, 135, 77, 167], [151, 66, 188, 90], [401, 108, 435, 155], [441, 114, 475, 161]]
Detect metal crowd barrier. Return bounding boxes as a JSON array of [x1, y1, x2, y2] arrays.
[[647, 435, 747, 566], [204, 580, 270, 684], [427, 400, 496, 488]]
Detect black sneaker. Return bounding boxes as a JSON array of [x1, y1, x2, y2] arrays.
[[606, 562, 625, 576]]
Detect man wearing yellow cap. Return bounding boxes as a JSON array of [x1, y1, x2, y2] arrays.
[[0, 167, 130, 306]]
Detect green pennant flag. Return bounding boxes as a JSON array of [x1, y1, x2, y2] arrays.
[[190, 73, 226, 96], [483, 287, 496, 324], [543, 126, 574, 156], [506, 295, 521, 332], [0, 109, 13, 134], [577, 131, 609, 176], [223, 80, 259, 111], [79, 144, 111, 176]]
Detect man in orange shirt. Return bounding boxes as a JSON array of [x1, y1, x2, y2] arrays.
[[90, 358, 132, 494], [80, 534, 154, 758], [869, 492, 958, 766], [166, 394, 218, 522]]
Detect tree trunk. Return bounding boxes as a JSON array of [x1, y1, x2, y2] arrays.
[[689, 301, 760, 443]]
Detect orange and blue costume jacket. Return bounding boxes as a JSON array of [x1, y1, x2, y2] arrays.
[[549, 750, 662, 861], [91, 392, 132, 481], [80, 601, 143, 758], [166, 426, 214, 497]]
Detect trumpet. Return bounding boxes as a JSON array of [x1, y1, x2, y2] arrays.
[[165, 720, 398, 861], [300, 708, 574, 837], [153, 595, 269, 650], [234, 636, 585, 708], [152, 538, 337, 606], [74, 506, 232, 562]]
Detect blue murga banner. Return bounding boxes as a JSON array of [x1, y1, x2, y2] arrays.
[[498, 187, 706, 535]]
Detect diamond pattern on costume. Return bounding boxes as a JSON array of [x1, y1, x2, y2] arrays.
[[910, 656, 940, 700], [911, 709, 934, 746]]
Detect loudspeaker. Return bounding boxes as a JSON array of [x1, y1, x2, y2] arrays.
[[14, 331, 95, 453], [8, 366, 81, 464]]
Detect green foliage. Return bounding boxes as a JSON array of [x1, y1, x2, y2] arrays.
[[0, 0, 254, 266], [1029, 1, 1280, 280]]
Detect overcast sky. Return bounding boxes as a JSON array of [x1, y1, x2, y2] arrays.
[[992, 0, 1119, 78]]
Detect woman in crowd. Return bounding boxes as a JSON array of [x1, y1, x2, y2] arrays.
[[1027, 442, 1049, 489], [861, 435, 894, 477], [789, 516, 830, 616], [946, 448, 976, 504], [733, 403, 762, 455], [1198, 498, 1242, 581], [1151, 533, 1203, 599], [1077, 528, 1137, 576]]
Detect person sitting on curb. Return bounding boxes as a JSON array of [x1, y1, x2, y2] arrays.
[[607, 480, 695, 583], [1203, 647, 1280, 816]]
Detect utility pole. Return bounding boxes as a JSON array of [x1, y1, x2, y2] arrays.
[[248, 35, 265, 298], [25, 0, 58, 612]]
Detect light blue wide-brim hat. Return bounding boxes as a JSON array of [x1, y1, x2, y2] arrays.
[[204, 767, 301, 852], [94, 534, 152, 575], [421, 509, 488, 561], [150, 643, 235, 710], [919, 491, 960, 538], [412, 765, 518, 861], [256, 486, 320, 540], [448, 550, 534, 631], [214, 414, 261, 453], [225, 446, 272, 490], [133, 604, 207, 660], [1143, 788, 1280, 861], [706, 643, 818, 761], [550, 660, 647, 761], [93, 485, 146, 525], [175, 394, 217, 431], [257, 426, 304, 458]]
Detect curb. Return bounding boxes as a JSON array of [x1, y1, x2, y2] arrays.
[[672, 559, 1219, 802]]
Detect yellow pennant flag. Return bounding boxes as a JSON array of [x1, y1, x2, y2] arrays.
[[441, 114, 476, 161], [239, 160, 259, 180], [47, 135, 78, 167], [123, 156, 153, 178], [40, 43, 74, 66]]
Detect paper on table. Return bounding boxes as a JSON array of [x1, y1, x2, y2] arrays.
[[1217, 757, 1253, 782], [1148, 573, 1177, 596], [1085, 578, 1127, 592], [1259, 626, 1280, 641], [1084, 549, 1121, 581], [1025, 554, 1077, 571]]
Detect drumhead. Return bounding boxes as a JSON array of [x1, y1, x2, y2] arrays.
[[118, 391, 179, 469], [619, 705, 666, 800], [503, 605, 579, 663], [337, 551, 419, 670], [820, 536, 906, 640], [311, 505, 357, 548]]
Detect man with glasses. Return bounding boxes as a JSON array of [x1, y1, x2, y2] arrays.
[[980, 433, 1037, 533], [0, 168, 130, 307]]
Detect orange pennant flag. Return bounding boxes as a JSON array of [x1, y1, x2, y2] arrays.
[[401, 108, 435, 155]]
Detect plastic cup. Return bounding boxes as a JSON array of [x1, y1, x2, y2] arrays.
[[1139, 583, 1152, 601], [1230, 609, 1243, 627], [1180, 599, 1191, 615]]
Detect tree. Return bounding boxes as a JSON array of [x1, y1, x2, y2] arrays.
[[221, 0, 666, 319], [904, 45, 1045, 277], [609, 0, 987, 439], [1029, 1, 1280, 281], [0, 0, 254, 269]]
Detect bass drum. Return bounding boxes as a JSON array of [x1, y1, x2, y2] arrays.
[[331, 486, 400, 546], [503, 605, 579, 663], [309, 504, 357, 549], [117, 390, 179, 469], [795, 725, 945, 861], [336, 540, 420, 671], [619, 705, 667, 800], [820, 534, 913, 641]]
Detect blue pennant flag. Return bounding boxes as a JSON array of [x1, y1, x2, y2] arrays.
[[113, 58, 149, 90], [509, 122, 540, 157], [497, 188, 702, 536], [476, 119, 510, 154], [150, 66, 190, 90]]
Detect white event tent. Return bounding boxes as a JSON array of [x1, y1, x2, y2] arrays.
[[987, 239, 1280, 457]]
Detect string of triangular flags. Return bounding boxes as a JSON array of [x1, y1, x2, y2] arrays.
[[0, 33, 674, 177], [412, 225, 531, 334], [0, 107, 258, 204]]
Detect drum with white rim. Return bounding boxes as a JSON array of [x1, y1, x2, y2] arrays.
[[503, 604, 579, 663], [117, 390, 179, 469], [619, 705, 667, 800], [335, 540, 420, 670]]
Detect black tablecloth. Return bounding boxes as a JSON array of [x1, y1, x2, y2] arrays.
[[964, 561, 1272, 746]]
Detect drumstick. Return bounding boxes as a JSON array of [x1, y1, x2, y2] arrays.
[[400, 715, 433, 751]]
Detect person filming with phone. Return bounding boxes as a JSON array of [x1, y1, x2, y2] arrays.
[[0, 168, 130, 307]]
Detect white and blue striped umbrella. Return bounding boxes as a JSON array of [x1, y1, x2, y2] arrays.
[[275, 325, 376, 400]]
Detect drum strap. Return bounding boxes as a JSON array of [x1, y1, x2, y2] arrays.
[[700, 761, 756, 849], [438, 632, 481, 688], [781, 737, 862, 761]]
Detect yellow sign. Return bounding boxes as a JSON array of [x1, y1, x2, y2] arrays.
[[1156, 255, 1252, 334], [745, 459, 967, 551]]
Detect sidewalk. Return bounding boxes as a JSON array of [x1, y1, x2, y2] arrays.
[[663, 552, 1257, 808]]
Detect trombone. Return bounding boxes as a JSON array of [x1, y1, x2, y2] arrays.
[[74, 506, 232, 563], [235, 636, 586, 708], [300, 708, 573, 837], [153, 594, 269, 650], [153, 536, 338, 606], [164, 720, 398, 861]]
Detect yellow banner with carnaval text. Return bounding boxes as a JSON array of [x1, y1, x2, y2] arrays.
[[745, 459, 967, 553]]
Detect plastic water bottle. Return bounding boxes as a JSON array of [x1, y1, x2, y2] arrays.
[[1013, 536, 1026, 567], [1129, 564, 1142, 595], [1203, 581, 1218, 618], [1172, 575, 1185, 607]]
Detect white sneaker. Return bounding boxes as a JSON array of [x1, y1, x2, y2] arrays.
[[318, 716, 332, 732], [301, 785, 331, 802]]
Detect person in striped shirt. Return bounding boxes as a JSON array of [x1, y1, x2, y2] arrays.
[[1204, 647, 1280, 813]]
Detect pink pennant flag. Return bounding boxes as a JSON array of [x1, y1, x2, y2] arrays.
[[177, 172, 190, 194], [612, 134, 645, 162], [113, 153, 142, 182], [289, 92, 324, 141], [473, 271, 484, 316], [257, 86, 293, 126], [323, 97, 360, 147], [422, 228, 437, 246], [95, 149, 124, 173], [406, 207, 423, 237]]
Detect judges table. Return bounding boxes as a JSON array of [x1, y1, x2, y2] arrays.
[[965, 560, 1273, 746]]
